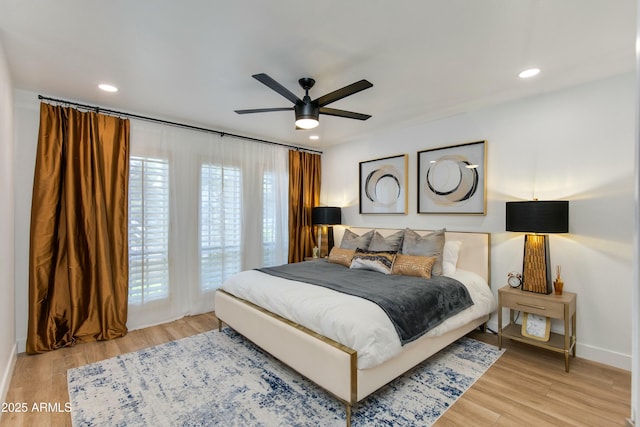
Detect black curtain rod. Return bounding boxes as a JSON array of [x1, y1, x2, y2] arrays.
[[37, 95, 323, 154]]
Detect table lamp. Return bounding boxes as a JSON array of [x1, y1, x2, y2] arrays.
[[506, 200, 569, 294], [312, 206, 342, 257]]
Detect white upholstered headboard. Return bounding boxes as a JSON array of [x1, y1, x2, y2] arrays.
[[332, 226, 491, 285]]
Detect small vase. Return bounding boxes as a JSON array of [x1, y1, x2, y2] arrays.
[[553, 279, 564, 295]]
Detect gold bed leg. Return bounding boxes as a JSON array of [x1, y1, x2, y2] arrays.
[[218, 319, 224, 332], [345, 403, 352, 427]]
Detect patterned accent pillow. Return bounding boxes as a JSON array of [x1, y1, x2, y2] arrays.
[[340, 229, 374, 250], [368, 230, 404, 252], [327, 247, 355, 267], [391, 254, 436, 279], [401, 228, 446, 276], [349, 248, 397, 274]]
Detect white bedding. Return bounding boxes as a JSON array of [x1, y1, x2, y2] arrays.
[[219, 268, 496, 369]]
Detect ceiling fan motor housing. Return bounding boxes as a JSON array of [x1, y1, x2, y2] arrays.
[[295, 97, 320, 122]]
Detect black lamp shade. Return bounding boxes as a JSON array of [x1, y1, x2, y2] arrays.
[[506, 201, 569, 233], [312, 206, 342, 225]]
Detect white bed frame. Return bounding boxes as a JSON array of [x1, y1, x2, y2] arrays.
[[214, 227, 491, 426]]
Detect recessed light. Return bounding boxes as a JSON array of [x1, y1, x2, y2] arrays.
[[309, 135, 319, 140], [518, 68, 540, 79], [98, 83, 118, 92]]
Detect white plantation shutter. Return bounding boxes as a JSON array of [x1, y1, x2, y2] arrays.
[[128, 156, 170, 305], [200, 164, 242, 291]]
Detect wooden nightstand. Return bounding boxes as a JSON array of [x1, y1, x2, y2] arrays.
[[498, 286, 577, 372]]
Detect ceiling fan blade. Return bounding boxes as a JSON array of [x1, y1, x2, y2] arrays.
[[252, 73, 301, 104], [315, 79, 373, 107], [319, 107, 371, 120], [235, 107, 293, 114]]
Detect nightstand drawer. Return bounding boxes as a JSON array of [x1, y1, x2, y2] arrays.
[[501, 291, 564, 318]]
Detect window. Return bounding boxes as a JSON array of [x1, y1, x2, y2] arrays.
[[128, 156, 170, 305], [200, 164, 241, 292], [126, 120, 289, 329]]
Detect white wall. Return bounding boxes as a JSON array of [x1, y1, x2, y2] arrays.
[[631, 1, 640, 422], [12, 91, 38, 354], [0, 38, 17, 409], [322, 73, 635, 370]]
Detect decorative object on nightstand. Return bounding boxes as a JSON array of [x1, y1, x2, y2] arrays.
[[505, 200, 569, 294], [312, 206, 342, 257], [554, 265, 564, 295], [507, 271, 522, 288], [521, 312, 551, 341]]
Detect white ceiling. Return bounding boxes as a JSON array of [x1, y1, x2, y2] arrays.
[[0, 1, 635, 149]]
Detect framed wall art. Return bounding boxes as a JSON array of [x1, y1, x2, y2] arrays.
[[521, 313, 551, 342], [359, 154, 408, 214], [417, 140, 486, 215]]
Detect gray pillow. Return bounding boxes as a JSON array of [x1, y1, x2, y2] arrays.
[[340, 229, 374, 250], [368, 230, 404, 252], [401, 228, 446, 275]]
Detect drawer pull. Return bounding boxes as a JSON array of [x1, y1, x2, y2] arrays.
[[517, 302, 546, 310]]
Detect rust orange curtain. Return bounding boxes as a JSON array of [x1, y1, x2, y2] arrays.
[[288, 150, 321, 263], [26, 103, 130, 354]]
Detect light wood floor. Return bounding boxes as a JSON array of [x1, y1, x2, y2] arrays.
[[0, 313, 630, 426]]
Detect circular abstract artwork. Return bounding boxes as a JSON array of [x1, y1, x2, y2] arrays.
[[359, 154, 407, 214], [365, 165, 402, 207], [425, 155, 479, 205]]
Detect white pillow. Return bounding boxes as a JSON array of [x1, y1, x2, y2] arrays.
[[442, 240, 462, 275]]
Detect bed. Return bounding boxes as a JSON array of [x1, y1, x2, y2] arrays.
[[214, 227, 495, 426]]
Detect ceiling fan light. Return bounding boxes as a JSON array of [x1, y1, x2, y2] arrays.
[[295, 117, 319, 129]]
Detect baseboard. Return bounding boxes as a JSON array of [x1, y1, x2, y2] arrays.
[[485, 319, 631, 371], [0, 343, 17, 421], [574, 342, 631, 371], [626, 418, 634, 427]]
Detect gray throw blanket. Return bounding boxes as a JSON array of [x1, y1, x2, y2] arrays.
[[257, 260, 474, 345]]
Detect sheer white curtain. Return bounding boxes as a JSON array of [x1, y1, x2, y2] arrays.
[[127, 120, 288, 329]]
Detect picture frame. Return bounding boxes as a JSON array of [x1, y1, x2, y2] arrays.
[[521, 313, 551, 342], [417, 140, 486, 215], [359, 154, 408, 214]]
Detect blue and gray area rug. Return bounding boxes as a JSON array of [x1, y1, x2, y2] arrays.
[[68, 328, 503, 426]]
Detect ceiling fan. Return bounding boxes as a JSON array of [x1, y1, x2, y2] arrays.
[[235, 73, 373, 129]]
